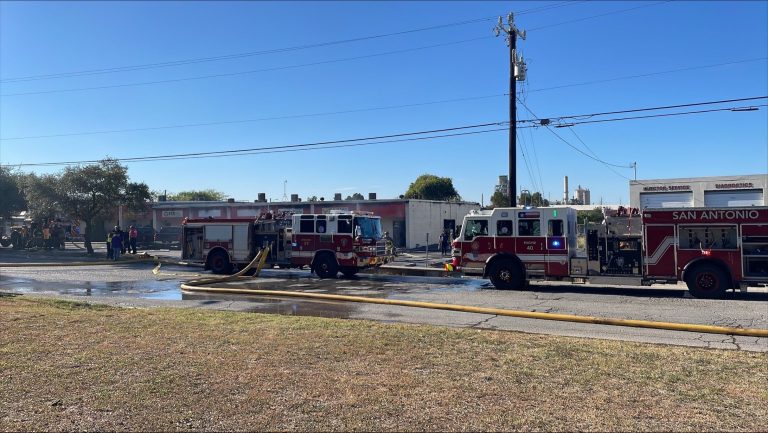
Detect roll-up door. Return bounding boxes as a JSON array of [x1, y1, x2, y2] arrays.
[[704, 189, 764, 207], [640, 192, 694, 208]]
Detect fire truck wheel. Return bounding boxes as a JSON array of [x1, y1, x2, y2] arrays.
[[314, 254, 338, 279], [488, 259, 525, 290], [685, 264, 728, 299], [208, 250, 233, 275]]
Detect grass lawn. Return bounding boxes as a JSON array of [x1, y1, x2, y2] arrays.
[[1, 296, 766, 432]]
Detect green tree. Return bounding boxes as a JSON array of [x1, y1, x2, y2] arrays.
[[57, 159, 151, 254], [490, 191, 509, 208], [519, 191, 549, 207], [404, 174, 460, 201], [168, 189, 226, 201], [19, 173, 61, 221], [577, 207, 605, 224], [345, 193, 365, 200], [0, 167, 26, 219]]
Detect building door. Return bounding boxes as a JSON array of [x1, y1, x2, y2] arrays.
[[392, 219, 406, 248], [443, 219, 456, 238], [640, 192, 694, 208], [704, 189, 764, 207]]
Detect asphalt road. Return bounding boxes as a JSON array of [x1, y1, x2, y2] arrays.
[[1, 244, 767, 352]]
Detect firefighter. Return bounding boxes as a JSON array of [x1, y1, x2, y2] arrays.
[[382, 231, 394, 256], [106, 230, 114, 259]]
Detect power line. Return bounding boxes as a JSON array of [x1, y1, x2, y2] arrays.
[[0, 93, 507, 140], [5, 101, 763, 168], [554, 104, 768, 128], [539, 95, 768, 122], [4, 94, 763, 142], [0, 36, 492, 97], [0, 1, 584, 84], [1, 0, 685, 98], [526, 57, 767, 94], [527, 0, 673, 31], [518, 97, 643, 169], [3, 121, 511, 167]]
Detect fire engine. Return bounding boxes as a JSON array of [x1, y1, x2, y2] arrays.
[[181, 211, 390, 277], [451, 206, 768, 298]]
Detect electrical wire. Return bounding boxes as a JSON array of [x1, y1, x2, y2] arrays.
[[3, 121, 511, 167], [0, 0, 690, 97], [518, 98, 639, 169], [527, 0, 673, 31], [0, 1, 584, 84], [553, 104, 768, 128], [543, 95, 768, 122], [2, 92, 763, 141], [526, 58, 767, 94], [0, 36, 492, 97], [0, 93, 507, 140], [5, 100, 762, 168]]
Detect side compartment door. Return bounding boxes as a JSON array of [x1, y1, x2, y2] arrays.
[[644, 224, 676, 278], [232, 224, 249, 261]]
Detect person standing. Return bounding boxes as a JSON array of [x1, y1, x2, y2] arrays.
[[106, 230, 114, 259], [440, 231, 450, 256], [117, 226, 127, 254], [128, 225, 138, 254], [42, 225, 51, 250], [111, 226, 123, 261]]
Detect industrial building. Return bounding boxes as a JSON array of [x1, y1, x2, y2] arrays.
[[629, 174, 767, 208], [147, 197, 480, 249]]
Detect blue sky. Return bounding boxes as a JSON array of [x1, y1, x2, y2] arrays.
[[1, 1, 766, 206]]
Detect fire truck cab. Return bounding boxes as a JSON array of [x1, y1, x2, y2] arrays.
[[452, 207, 578, 289]]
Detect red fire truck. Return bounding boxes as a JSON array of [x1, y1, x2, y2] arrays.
[[451, 206, 768, 298], [181, 211, 390, 277]]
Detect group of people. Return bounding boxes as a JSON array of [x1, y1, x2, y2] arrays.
[[106, 225, 139, 260], [11, 221, 66, 250]]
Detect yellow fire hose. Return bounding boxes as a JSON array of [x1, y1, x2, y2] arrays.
[[179, 248, 768, 338]]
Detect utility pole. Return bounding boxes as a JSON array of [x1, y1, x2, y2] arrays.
[[495, 12, 526, 207], [632, 162, 637, 180]]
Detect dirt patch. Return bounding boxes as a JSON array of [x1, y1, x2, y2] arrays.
[[1, 297, 766, 431]]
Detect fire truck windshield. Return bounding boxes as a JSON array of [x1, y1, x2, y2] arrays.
[[353, 217, 382, 239]]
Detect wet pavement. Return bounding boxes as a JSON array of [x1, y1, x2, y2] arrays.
[[2, 245, 767, 351]]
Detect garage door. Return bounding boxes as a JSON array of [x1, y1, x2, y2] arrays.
[[640, 192, 694, 208], [704, 189, 764, 207]]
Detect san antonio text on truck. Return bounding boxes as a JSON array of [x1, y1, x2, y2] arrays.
[[181, 211, 392, 278], [450, 206, 768, 298]]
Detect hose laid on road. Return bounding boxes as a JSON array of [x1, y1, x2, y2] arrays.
[[179, 251, 768, 338]]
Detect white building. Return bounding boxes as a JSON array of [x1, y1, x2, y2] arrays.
[[629, 174, 767, 208]]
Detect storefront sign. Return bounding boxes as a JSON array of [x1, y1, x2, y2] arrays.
[[714, 182, 754, 189], [161, 210, 183, 217], [642, 185, 691, 192]]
